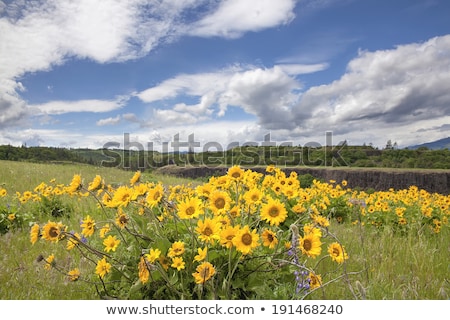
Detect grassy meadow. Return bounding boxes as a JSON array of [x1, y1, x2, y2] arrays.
[[0, 160, 448, 300]]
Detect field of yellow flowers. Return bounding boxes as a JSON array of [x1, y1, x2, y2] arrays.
[[0, 161, 449, 299]]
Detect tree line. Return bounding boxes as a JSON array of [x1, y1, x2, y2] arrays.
[[0, 144, 449, 170]]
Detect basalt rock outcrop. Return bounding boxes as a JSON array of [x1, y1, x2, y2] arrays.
[[155, 165, 450, 195]]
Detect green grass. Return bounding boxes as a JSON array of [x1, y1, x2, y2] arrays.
[[0, 160, 197, 194], [0, 160, 448, 299], [306, 223, 450, 299], [0, 160, 198, 299]]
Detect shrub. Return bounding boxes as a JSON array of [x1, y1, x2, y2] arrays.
[[29, 166, 351, 299]]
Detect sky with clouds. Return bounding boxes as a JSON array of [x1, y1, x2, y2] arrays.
[[1, 0, 450, 151]]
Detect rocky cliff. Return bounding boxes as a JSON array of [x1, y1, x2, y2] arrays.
[[155, 165, 450, 194]]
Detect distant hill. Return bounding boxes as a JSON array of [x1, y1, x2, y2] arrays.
[[1, 143, 449, 169], [408, 137, 450, 150]]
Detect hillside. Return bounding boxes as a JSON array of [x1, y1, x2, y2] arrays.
[[0, 144, 449, 171], [408, 137, 450, 150]]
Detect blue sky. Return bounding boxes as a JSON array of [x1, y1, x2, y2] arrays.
[[1, 0, 450, 151]]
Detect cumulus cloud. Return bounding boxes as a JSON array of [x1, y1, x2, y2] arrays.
[[187, 0, 297, 38], [1, 0, 299, 80], [291, 34, 450, 142], [122, 113, 141, 123], [137, 69, 234, 104], [0, 79, 29, 129], [0, 0, 170, 128], [0, 0, 300, 130], [0, 0, 200, 80], [136, 63, 314, 128], [135, 33, 450, 148]]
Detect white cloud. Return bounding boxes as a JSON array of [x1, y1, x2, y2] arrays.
[[0, 0, 298, 79], [96, 115, 121, 126], [0, 79, 29, 129], [277, 63, 329, 75], [128, 33, 450, 149], [137, 69, 236, 103], [33, 97, 127, 115], [151, 109, 204, 126], [122, 113, 141, 123], [219, 66, 299, 127], [291, 34, 450, 145], [137, 64, 306, 128], [0, 0, 191, 80], [0, 0, 300, 130], [188, 0, 297, 38]]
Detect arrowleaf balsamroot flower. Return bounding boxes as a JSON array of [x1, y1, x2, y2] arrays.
[[115, 209, 129, 229], [130, 170, 141, 186], [232, 225, 260, 255], [66, 232, 81, 250], [243, 188, 263, 207], [138, 256, 150, 284], [30, 224, 40, 244], [195, 217, 221, 244], [227, 165, 244, 180], [68, 268, 80, 282], [171, 257, 185, 271], [42, 221, 64, 242], [146, 183, 164, 207], [95, 257, 111, 279], [44, 254, 55, 270], [260, 198, 288, 226], [194, 247, 208, 262], [309, 272, 322, 290], [80, 215, 95, 237], [192, 262, 216, 284], [110, 186, 134, 208], [88, 175, 103, 191], [146, 248, 162, 263], [208, 190, 231, 215], [298, 233, 322, 258], [177, 196, 203, 219], [261, 229, 278, 249], [220, 225, 239, 249], [66, 174, 82, 194], [167, 241, 185, 258], [103, 235, 121, 253], [327, 242, 349, 264]]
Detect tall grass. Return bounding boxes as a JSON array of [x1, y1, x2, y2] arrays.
[[0, 160, 197, 299], [0, 160, 448, 299], [308, 223, 449, 299]]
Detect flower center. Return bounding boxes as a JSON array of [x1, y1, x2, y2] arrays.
[[203, 227, 213, 236], [186, 206, 195, 216], [214, 198, 225, 209], [241, 233, 252, 246], [119, 215, 128, 224], [332, 248, 340, 256], [49, 226, 59, 238], [200, 267, 211, 278], [269, 206, 279, 217], [303, 239, 312, 251]]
